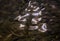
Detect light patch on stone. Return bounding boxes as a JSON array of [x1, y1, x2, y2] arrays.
[[49, 19, 53, 21], [41, 8, 45, 11], [32, 1, 37, 4], [38, 11, 42, 15], [19, 24, 25, 30], [38, 18, 42, 21], [32, 11, 42, 16], [25, 8, 28, 11], [28, 1, 31, 6], [28, 9, 31, 11], [33, 7, 39, 11], [21, 18, 27, 22], [32, 18, 38, 24], [14, 13, 29, 22], [33, 6, 37, 8], [29, 26, 38, 30], [19, 24, 25, 28], [14, 15, 22, 21], [31, 5, 34, 8], [38, 23, 47, 32], [51, 5, 56, 9], [22, 13, 29, 18], [32, 13, 39, 16], [41, 3, 44, 6]]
